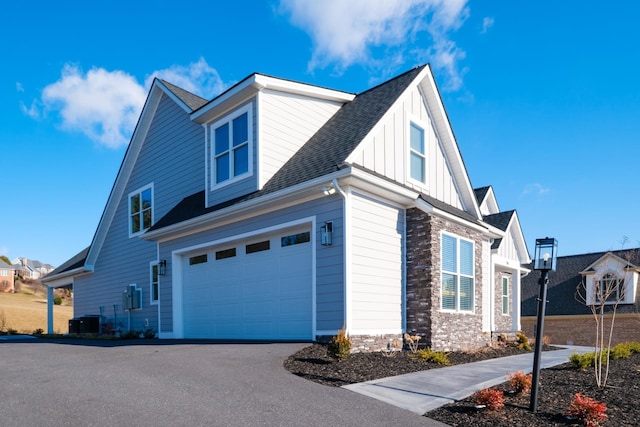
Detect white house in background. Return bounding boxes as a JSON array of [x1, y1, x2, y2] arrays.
[[12, 257, 55, 279], [44, 65, 530, 351]]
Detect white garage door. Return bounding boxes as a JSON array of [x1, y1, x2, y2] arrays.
[[182, 228, 312, 340]]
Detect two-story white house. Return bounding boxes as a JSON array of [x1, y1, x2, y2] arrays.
[[44, 65, 530, 351]]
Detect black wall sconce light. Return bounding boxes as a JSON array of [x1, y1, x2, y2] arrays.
[[321, 221, 333, 246], [159, 260, 167, 276]]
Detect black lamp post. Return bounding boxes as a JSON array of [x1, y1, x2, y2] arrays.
[[530, 237, 558, 412]]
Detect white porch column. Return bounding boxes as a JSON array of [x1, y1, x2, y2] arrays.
[[47, 286, 54, 334], [512, 268, 521, 331]]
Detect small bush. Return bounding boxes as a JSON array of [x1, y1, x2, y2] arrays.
[[327, 327, 351, 360], [403, 333, 421, 353], [610, 343, 633, 360], [120, 329, 142, 340], [567, 393, 607, 426], [515, 331, 532, 351], [53, 296, 63, 305], [473, 388, 504, 410], [32, 328, 44, 336], [142, 328, 156, 339], [7, 328, 18, 335], [411, 348, 451, 365], [507, 371, 532, 394], [570, 351, 596, 369]]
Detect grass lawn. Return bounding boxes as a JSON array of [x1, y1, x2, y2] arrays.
[[0, 291, 73, 334]]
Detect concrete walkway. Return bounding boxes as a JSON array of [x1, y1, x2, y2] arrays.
[[344, 345, 592, 415]]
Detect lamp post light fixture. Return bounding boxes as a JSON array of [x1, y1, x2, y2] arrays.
[[530, 237, 558, 412]]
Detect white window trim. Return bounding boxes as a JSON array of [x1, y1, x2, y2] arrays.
[[501, 276, 509, 315], [407, 115, 428, 186], [209, 103, 253, 190], [593, 271, 626, 305], [128, 183, 154, 238], [150, 262, 159, 305], [440, 231, 475, 313]]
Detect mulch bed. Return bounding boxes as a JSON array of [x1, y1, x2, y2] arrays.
[[284, 344, 640, 426]]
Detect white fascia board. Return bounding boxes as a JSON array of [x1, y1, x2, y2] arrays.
[[42, 266, 93, 287], [191, 74, 354, 125], [142, 168, 353, 242], [342, 168, 420, 205], [85, 84, 164, 267], [419, 66, 482, 220], [414, 197, 493, 236], [492, 254, 529, 272], [254, 75, 355, 103], [508, 212, 532, 264]]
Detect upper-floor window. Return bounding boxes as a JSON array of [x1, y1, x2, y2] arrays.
[[211, 105, 252, 187], [409, 122, 426, 183], [0, 269, 8, 276], [129, 184, 153, 236], [441, 233, 474, 312], [596, 273, 624, 303]]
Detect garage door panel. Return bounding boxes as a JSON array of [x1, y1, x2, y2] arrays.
[[182, 229, 312, 340]]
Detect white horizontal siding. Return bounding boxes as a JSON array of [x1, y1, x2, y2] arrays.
[[259, 89, 343, 187], [352, 86, 463, 210], [350, 192, 404, 333]]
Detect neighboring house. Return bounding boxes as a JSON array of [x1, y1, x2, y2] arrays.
[[12, 257, 55, 279], [0, 259, 15, 292], [43, 65, 530, 351], [521, 249, 640, 346]]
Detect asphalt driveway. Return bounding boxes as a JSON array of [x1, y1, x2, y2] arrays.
[[0, 339, 447, 426]]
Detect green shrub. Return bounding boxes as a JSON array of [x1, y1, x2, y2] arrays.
[[327, 327, 351, 360], [142, 328, 156, 339], [610, 343, 632, 360], [7, 328, 18, 335], [411, 348, 451, 365], [473, 388, 504, 410], [120, 329, 142, 339], [567, 393, 607, 426], [515, 331, 532, 351], [53, 296, 63, 305], [570, 351, 600, 369], [32, 328, 44, 336]]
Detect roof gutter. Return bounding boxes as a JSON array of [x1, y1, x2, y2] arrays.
[[142, 168, 353, 242]]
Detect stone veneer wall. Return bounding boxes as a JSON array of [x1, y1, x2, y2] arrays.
[[406, 208, 491, 351], [316, 333, 403, 353], [494, 271, 513, 332]]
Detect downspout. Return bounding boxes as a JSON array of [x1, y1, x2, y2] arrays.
[[332, 178, 351, 333]]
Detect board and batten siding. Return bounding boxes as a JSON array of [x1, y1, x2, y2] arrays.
[[258, 89, 343, 188], [497, 229, 518, 261], [351, 86, 463, 209], [157, 195, 346, 336], [349, 191, 404, 334], [74, 93, 205, 333]]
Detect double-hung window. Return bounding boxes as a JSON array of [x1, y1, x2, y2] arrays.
[[441, 233, 474, 312], [212, 105, 251, 186], [596, 273, 624, 303], [409, 122, 426, 183], [502, 276, 509, 315], [150, 264, 159, 304], [129, 184, 153, 236]]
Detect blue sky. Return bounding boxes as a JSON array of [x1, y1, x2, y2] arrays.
[[2, 1, 638, 267]]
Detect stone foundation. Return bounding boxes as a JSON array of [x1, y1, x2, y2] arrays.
[[316, 334, 403, 353]]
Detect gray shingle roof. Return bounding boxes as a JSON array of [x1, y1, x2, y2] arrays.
[[484, 210, 514, 231], [45, 247, 90, 278], [158, 79, 208, 111], [521, 249, 640, 316], [474, 186, 490, 205], [151, 65, 427, 231]]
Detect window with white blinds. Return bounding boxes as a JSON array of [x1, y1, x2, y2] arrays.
[[441, 233, 474, 312]]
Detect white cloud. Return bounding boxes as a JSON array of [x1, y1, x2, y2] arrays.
[[16, 82, 24, 92], [481, 16, 494, 34], [146, 57, 227, 100], [521, 183, 551, 197], [279, 0, 469, 90], [23, 58, 226, 149]]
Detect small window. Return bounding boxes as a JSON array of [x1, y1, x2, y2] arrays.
[[151, 264, 159, 303], [596, 273, 624, 303], [189, 254, 208, 265], [246, 240, 270, 254], [409, 122, 426, 183], [502, 276, 509, 315], [215, 248, 236, 260], [281, 231, 310, 247], [129, 184, 153, 236]]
